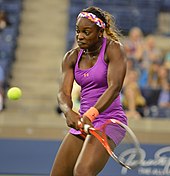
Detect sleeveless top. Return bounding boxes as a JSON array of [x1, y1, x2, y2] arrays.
[[74, 37, 127, 122]]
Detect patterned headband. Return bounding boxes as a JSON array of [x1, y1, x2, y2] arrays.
[[77, 12, 106, 29]]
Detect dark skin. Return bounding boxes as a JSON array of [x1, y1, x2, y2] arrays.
[[50, 17, 127, 176]]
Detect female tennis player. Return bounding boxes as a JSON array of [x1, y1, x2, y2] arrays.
[[50, 6, 127, 176]]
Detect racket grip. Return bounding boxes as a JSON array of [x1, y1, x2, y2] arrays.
[[78, 120, 83, 128], [84, 124, 90, 134]]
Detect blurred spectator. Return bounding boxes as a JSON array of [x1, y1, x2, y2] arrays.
[[147, 61, 161, 89], [138, 35, 163, 88], [164, 51, 170, 84], [124, 27, 144, 67], [157, 65, 170, 109], [148, 63, 169, 90], [0, 10, 10, 31], [158, 65, 169, 85], [158, 80, 170, 108], [164, 51, 170, 70], [126, 58, 135, 74], [142, 35, 162, 69], [123, 69, 146, 119]]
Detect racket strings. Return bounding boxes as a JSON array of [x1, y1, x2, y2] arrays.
[[81, 119, 142, 169], [103, 121, 142, 169], [114, 125, 142, 169]]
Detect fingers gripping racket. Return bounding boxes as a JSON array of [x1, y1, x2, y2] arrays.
[[82, 119, 142, 170]]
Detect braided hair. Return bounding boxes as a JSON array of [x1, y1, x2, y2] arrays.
[[82, 6, 121, 42]]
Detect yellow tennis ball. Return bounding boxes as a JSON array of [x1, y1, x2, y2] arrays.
[[7, 87, 22, 100]]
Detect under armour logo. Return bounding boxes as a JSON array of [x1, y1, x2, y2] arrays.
[[83, 73, 89, 77]]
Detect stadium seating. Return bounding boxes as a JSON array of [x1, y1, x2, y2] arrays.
[[160, 0, 170, 12], [0, 0, 22, 88], [67, 0, 163, 50]]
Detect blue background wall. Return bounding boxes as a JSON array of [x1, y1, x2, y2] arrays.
[[0, 139, 169, 176]]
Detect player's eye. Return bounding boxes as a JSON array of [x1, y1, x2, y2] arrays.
[[76, 29, 80, 33], [84, 30, 90, 35]]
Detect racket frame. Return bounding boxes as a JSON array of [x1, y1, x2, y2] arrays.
[[83, 119, 141, 169]]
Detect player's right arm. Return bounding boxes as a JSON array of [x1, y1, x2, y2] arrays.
[[57, 49, 81, 129]]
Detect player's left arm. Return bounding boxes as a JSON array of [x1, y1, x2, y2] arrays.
[[94, 41, 127, 113]]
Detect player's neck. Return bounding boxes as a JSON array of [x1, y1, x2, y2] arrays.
[[84, 40, 103, 55]]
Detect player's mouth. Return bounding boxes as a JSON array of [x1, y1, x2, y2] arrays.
[[77, 41, 86, 47]]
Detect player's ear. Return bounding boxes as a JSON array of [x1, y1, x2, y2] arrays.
[[98, 28, 104, 38]]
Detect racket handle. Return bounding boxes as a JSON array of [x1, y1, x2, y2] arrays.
[[78, 120, 83, 128], [84, 124, 90, 134]]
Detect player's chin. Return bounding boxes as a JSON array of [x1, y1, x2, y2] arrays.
[[77, 42, 88, 49]]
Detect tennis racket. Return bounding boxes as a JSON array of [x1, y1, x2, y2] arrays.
[[82, 119, 142, 169]]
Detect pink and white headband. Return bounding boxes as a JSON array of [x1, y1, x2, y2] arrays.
[[77, 12, 106, 29]]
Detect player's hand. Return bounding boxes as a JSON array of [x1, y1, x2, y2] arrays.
[[65, 110, 81, 130], [80, 115, 93, 128], [78, 116, 93, 134]]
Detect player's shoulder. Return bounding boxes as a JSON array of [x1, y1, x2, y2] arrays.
[[106, 38, 125, 57], [106, 38, 123, 50], [105, 38, 126, 62], [64, 47, 80, 60], [62, 47, 80, 67]]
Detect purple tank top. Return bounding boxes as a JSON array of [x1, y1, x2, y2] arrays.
[[74, 37, 126, 122]]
